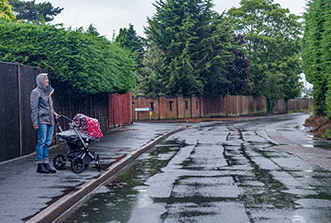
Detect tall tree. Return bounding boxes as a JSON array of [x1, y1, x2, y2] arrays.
[[0, 0, 16, 22], [223, 35, 250, 95], [8, 0, 63, 23], [303, 0, 331, 116], [145, 0, 245, 96], [115, 24, 145, 69], [264, 71, 285, 112], [85, 24, 100, 37], [323, 1, 331, 118], [137, 46, 168, 96], [227, 0, 303, 103]]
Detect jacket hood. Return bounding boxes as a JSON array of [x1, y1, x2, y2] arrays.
[[36, 73, 54, 95]]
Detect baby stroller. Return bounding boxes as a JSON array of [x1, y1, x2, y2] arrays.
[[53, 114, 103, 173]]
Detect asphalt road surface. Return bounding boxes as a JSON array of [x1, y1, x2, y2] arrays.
[[64, 113, 331, 223]]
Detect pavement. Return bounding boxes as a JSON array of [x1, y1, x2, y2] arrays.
[[0, 122, 186, 223], [265, 128, 331, 172]]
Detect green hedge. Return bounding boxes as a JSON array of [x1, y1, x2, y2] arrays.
[[0, 20, 136, 94]]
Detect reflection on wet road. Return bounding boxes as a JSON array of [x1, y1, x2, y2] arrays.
[[63, 113, 331, 223]]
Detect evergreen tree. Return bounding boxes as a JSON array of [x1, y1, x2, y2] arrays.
[[323, 1, 331, 118], [223, 34, 250, 95], [115, 24, 145, 69], [137, 46, 168, 96], [8, 0, 63, 23], [145, 0, 243, 96], [85, 24, 100, 37], [303, 0, 329, 116], [0, 0, 16, 22], [264, 71, 285, 112]]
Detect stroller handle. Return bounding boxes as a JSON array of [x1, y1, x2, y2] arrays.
[[56, 115, 73, 123], [55, 115, 75, 132]]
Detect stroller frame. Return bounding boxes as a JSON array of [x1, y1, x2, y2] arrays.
[[53, 115, 102, 173]]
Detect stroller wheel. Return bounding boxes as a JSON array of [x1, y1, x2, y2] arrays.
[[95, 155, 102, 172], [96, 163, 102, 172], [53, 154, 66, 170], [71, 157, 85, 173]]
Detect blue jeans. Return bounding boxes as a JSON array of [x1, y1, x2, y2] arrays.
[[36, 124, 54, 164]]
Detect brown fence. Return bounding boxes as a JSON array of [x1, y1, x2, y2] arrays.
[[109, 92, 132, 128], [132, 94, 204, 121], [132, 94, 313, 121], [272, 98, 313, 114], [0, 62, 132, 162], [53, 92, 110, 132], [53, 92, 132, 133], [132, 94, 269, 120], [203, 95, 267, 117], [0, 62, 43, 161]]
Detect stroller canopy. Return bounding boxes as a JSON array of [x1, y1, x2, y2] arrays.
[[73, 114, 103, 138]]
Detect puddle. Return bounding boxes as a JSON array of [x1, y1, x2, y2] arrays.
[[61, 118, 331, 223], [62, 138, 184, 223]]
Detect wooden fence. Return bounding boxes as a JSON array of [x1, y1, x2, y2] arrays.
[[0, 62, 132, 162], [132, 94, 269, 120], [272, 98, 313, 114], [109, 93, 132, 128], [0, 62, 42, 161], [132, 94, 313, 121]]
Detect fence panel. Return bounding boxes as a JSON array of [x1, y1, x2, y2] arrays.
[[1, 62, 133, 162], [202, 96, 222, 117], [109, 92, 132, 127], [132, 95, 271, 120], [0, 63, 20, 161], [52, 92, 109, 132], [20, 65, 41, 156], [123, 92, 132, 124]]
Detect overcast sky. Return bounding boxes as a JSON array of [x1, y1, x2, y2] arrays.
[[34, 0, 309, 39]]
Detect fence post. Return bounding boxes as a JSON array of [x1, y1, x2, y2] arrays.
[[199, 95, 204, 118], [17, 63, 23, 157], [176, 94, 184, 119], [158, 93, 166, 120]]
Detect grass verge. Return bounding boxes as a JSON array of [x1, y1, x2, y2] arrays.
[[304, 114, 331, 139]]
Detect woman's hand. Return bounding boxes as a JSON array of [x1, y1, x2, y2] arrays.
[[34, 125, 39, 130]]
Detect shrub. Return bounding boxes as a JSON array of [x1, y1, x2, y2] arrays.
[[0, 20, 136, 94]]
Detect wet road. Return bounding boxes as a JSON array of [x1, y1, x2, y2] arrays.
[[0, 122, 183, 223], [63, 113, 331, 223]]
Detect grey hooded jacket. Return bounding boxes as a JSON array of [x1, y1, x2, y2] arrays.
[[30, 73, 55, 127]]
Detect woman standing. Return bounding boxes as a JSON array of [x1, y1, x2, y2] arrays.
[[30, 73, 57, 174]]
